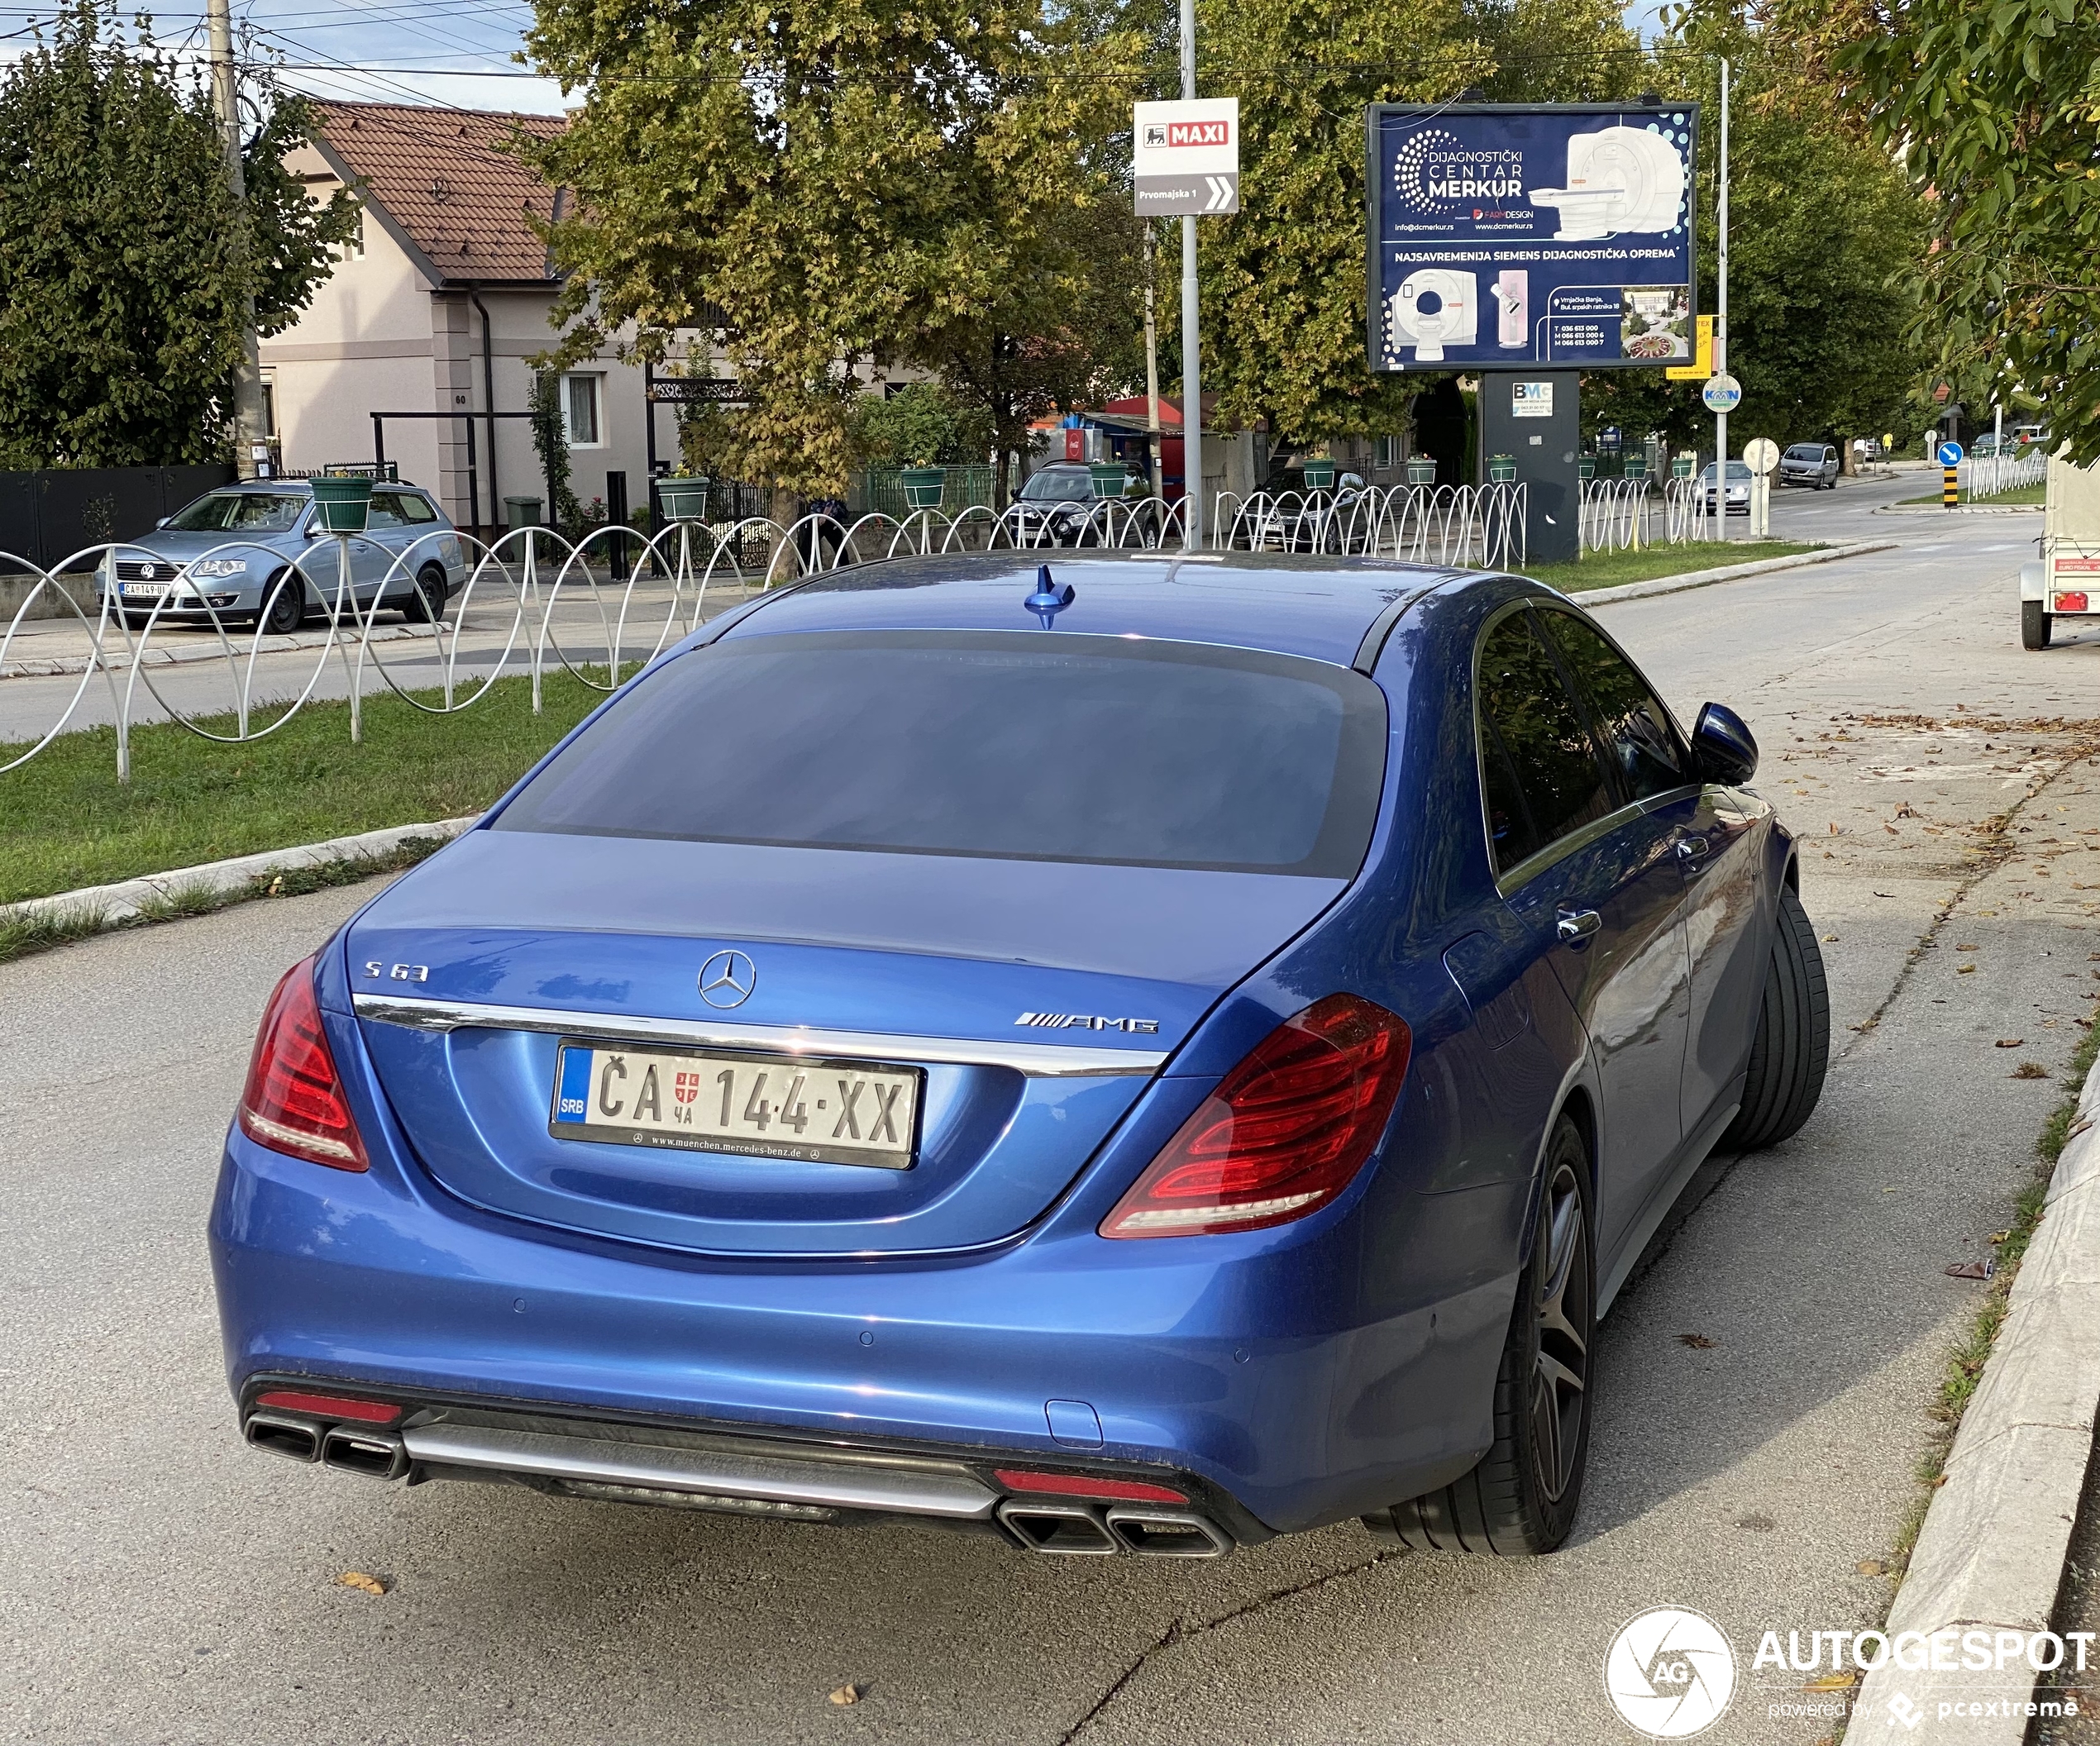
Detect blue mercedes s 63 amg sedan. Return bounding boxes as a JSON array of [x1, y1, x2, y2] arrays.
[[211, 551, 1828, 1559]]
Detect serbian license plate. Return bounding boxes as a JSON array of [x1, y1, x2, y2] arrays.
[[549, 1042, 921, 1170], [121, 581, 175, 598]]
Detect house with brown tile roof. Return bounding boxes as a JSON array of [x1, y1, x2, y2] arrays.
[[264, 100, 665, 532]]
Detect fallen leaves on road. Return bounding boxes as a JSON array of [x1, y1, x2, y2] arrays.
[[829, 1685, 863, 1707], [337, 1572, 388, 1596], [1804, 1672, 1859, 1692], [1823, 933, 1840, 943], [1957, 942, 1978, 951], [1995, 1038, 2026, 1047], [1945, 1260, 1996, 1280], [1677, 1333, 1716, 1348], [1959, 964, 1978, 974], [2012, 1061, 2050, 1079], [1857, 1558, 1888, 1577]]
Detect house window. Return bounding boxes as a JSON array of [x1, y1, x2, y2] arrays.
[[260, 381, 276, 438], [1374, 436, 1399, 468], [564, 374, 603, 446]]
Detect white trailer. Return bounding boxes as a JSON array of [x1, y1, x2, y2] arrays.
[[2021, 453, 2100, 648]]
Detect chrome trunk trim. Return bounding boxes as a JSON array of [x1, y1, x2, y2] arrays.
[[352, 994, 1167, 1078], [400, 1422, 1000, 1519]]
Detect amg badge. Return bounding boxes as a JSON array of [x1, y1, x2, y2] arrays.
[[1014, 1013, 1160, 1033]]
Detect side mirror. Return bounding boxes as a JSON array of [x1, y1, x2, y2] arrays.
[[155, 517, 170, 530], [1692, 702, 1758, 785]]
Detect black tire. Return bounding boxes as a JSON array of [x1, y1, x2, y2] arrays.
[[2023, 599, 2053, 650], [1368, 1117, 1594, 1556], [259, 571, 304, 636], [1719, 884, 1830, 1152], [403, 563, 447, 624]]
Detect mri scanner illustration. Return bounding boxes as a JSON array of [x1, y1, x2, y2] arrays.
[[1526, 125, 1686, 241], [1386, 269, 1477, 363], [1491, 270, 1528, 348]]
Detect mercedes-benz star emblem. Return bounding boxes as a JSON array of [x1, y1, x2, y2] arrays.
[[697, 949, 756, 1009]]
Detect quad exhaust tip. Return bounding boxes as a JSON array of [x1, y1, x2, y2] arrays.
[[321, 1426, 408, 1480], [997, 1499, 1231, 1558], [244, 1412, 322, 1462]]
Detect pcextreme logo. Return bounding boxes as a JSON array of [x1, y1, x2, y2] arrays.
[[1604, 1608, 1738, 1738]]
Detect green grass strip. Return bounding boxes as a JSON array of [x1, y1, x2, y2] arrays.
[[0, 671, 605, 907], [1530, 540, 1820, 594]]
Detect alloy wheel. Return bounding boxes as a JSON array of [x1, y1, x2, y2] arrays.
[[1530, 1160, 1590, 1504]]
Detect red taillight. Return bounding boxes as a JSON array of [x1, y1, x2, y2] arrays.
[[254, 1390, 400, 1424], [2056, 592, 2089, 613], [237, 957, 368, 1171], [1101, 994, 1411, 1238], [995, 1469, 1188, 1504]]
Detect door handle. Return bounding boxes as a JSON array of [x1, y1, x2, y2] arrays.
[[1556, 909, 1602, 945], [1676, 836, 1711, 866]]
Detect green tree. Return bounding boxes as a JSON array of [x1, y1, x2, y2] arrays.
[[0, 0, 356, 467], [519, 0, 1143, 503], [1766, 0, 2100, 461], [1579, 17, 1929, 457], [850, 383, 993, 468]]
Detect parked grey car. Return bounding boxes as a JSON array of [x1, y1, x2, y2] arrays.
[[97, 479, 465, 633], [1778, 443, 1840, 489], [1698, 460, 1754, 515]]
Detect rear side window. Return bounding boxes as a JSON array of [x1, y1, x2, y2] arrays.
[[397, 493, 439, 523], [1475, 609, 1616, 876], [495, 631, 1387, 875], [1536, 609, 1687, 803]]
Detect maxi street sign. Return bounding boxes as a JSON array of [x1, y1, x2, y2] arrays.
[[1366, 102, 1699, 371], [1134, 98, 1239, 216]]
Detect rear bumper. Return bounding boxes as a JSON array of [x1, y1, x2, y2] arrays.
[[209, 1129, 1519, 1538], [237, 1376, 1264, 1556]]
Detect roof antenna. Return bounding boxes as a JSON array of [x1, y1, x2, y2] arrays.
[[1025, 564, 1075, 629]]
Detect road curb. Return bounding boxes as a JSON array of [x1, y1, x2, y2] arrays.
[[1875, 503, 2043, 518], [2, 816, 476, 932], [1849, 1048, 2100, 1743], [1571, 540, 1901, 608], [0, 619, 448, 681]]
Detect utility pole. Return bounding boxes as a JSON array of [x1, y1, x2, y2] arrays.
[[1714, 57, 1730, 540], [208, 0, 268, 479], [1178, 0, 1203, 547], [1143, 227, 1163, 496]]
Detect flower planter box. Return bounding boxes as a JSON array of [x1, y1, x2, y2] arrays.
[[900, 467, 947, 511], [309, 475, 374, 533], [656, 477, 711, 522]]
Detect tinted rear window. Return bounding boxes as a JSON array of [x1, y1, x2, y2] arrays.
[[494, 631, 1386, 875]]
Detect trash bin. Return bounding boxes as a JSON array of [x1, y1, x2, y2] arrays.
[[504, 495, 544, 531]]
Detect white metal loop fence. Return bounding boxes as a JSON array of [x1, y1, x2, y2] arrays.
[[1961, 450, 2046, 500], [1, 496, 1206, 781]]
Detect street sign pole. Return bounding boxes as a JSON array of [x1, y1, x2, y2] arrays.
[[1179, 0, 1203, 549], [1715, 58, 1730, 541]]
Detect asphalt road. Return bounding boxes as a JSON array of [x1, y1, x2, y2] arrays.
[[4, 481, 2094, 1745]]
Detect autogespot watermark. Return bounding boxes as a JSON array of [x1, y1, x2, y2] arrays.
[[1605, 1609, 1739, 1738], [1603, 1615, 2097, 1738]]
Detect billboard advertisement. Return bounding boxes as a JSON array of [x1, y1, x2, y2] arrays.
[[1365, 103, 1699, 372]]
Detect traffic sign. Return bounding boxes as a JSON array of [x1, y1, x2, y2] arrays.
[[1743, 436, 1778, 475], [1937, 439, 1965, 467], [1701, 374, 1742, 413], [1134, 98, 1239, 215]]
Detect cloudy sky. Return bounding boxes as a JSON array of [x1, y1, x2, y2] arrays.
[[0, 0, 1668, 115]]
